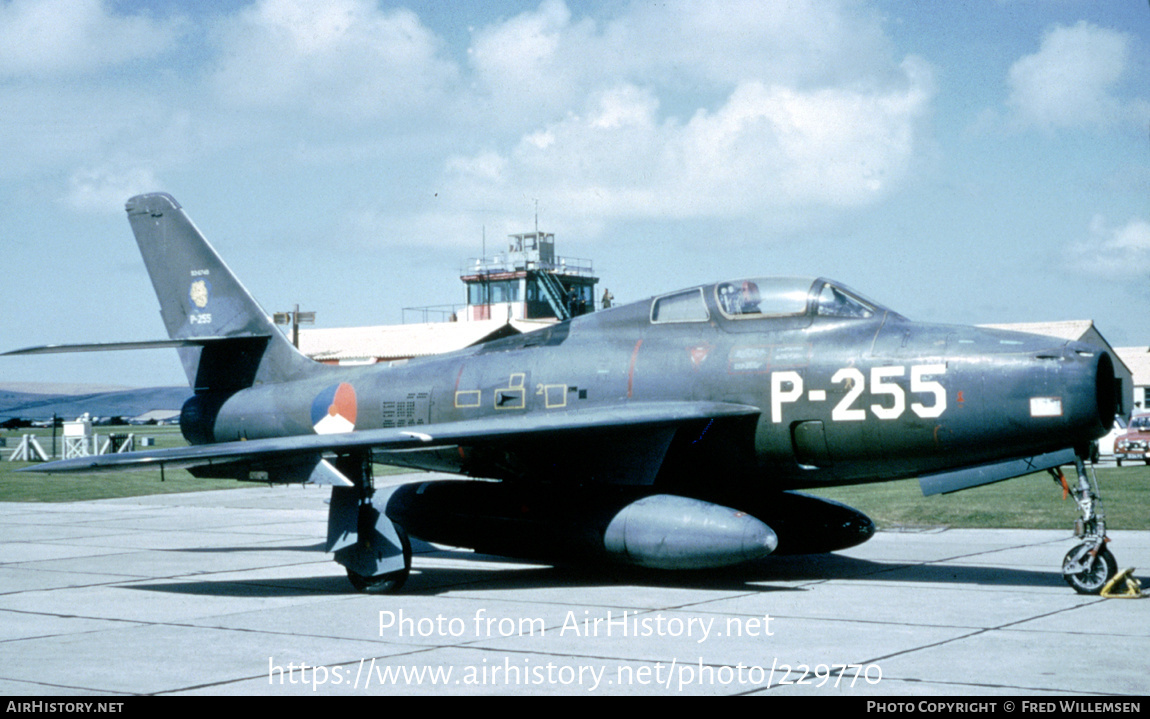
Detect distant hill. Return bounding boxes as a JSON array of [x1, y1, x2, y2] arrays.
[[0, 385, 191, 421]]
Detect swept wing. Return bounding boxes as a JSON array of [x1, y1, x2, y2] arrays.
[[19, 401, 760, 478]]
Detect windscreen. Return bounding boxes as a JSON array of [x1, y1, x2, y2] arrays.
[[815, 283, 877, 319]]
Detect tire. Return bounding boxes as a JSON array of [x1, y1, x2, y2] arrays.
[[347, 566, 409, 594], [346, 525, 412, 594], [1062, 544, 1117, 595]]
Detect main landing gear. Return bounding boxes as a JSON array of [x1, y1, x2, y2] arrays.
[[1051, 455, 1116, 595], [330, 454, 412, 594], [346, 524, 411, 594]]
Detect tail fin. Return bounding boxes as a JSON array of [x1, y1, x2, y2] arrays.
[[125, 193, 317, 392]]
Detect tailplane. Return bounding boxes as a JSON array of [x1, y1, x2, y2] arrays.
[[125, 193, 317, 392]]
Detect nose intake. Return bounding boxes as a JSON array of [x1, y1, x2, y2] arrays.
[[1057, 343, 1116, 447], [1091, 349, 1117, 437]]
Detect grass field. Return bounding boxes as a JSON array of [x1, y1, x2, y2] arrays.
[[0, 426, 412, 502], [0, 426, 234, 502], [809, 467, 1150, 531], [3, 426, 1147, 529]]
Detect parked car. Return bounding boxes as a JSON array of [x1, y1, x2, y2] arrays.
[[1091, 416, 1127, 462], [1114, 414, 1150, 466]]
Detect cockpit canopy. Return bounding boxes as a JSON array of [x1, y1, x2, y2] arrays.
[[715, 277, 889, 320], [650, 277, 898, 324]]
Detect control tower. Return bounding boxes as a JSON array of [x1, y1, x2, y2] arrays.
[[459, 230, 598, 322]]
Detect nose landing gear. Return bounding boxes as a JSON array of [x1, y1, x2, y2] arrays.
[[1061, 541, 1117, 595], [1052, 456, 1117, 595]]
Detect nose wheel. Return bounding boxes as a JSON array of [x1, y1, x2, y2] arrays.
[[1062, 542, 1116, 595], [1052, 456, 1117, 595]]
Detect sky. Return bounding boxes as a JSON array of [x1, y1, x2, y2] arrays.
[[1, 0, 1148, 388]]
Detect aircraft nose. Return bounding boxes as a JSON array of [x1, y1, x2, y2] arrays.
[[1007, 339, 1116, 450], [1062, 343, 1116, 443], [934, 328, 1118, 460]]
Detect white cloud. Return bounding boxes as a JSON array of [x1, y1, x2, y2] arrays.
[[0, 0, 185, 77], [447, 55, 933, 224], [0, 1, 936, 233], [211, 0, 457, 121], [618, 0, 897, 88], [0, 83, 196, 186], [65, 166, 162, 213], [466, 0, 596, 127], [445, 1, 934, 229], [465, 0, 899, 133], [1067, 216, 1150, 279], [446, 152, 508, 185], [469, 0, 570, 89], [1007, 22, 1131, 131]]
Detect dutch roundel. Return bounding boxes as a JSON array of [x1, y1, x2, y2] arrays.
[[311, 383, 357, 434]]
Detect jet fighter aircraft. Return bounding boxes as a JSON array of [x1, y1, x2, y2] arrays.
[[6, 193, 1121, 594]]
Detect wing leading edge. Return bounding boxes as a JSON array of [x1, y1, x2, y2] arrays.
[[19, 401, 761, 480], [2, 336, 273, 356]]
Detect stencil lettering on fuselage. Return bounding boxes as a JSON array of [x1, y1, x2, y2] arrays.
[[728, 344, 811, 374], [382, 391, 431, 428]]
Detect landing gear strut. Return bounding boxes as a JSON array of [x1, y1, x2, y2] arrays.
[[1052, 454, 1116, 595], [329, 453, 413, 594]]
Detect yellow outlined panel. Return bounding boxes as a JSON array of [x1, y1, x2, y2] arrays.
[[537, 383, 568, 409], [494, 373, 526, 410], [454, 389, 481, 408]]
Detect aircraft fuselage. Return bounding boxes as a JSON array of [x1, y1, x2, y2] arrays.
[[191, 277, 1114, 495]]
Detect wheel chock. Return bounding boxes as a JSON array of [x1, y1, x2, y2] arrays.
[[1100, 568, 1144, 598]]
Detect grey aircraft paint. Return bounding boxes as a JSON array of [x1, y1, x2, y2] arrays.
[[5, 193, 1119, 594]]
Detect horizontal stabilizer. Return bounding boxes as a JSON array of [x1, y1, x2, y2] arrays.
[[918, 447, 1077, 496], [2, 335, 271, 356]]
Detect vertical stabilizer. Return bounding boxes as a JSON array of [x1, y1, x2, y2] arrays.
[[125, 193, 317, 391]]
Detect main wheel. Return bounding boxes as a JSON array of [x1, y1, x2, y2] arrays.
[[347, 525, 412, 594], [347, 566, 409, 593], [1062, 544, 1117, 595]]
